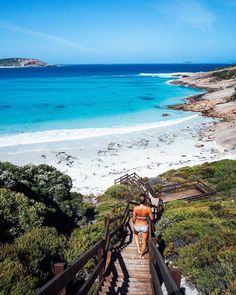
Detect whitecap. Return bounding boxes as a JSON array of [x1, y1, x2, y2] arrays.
[[138, 72, 195, 78]]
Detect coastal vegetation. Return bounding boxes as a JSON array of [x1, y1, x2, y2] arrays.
[[0, 160, 235, 294], [212, 69, 236, 80], [0, 162, 130, 294], [156, 159, 236, 294]]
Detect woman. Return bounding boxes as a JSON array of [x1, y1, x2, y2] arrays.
[[133, 193, 153, 258]]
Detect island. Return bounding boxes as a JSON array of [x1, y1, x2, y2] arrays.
[[0, 57, 49, 67]]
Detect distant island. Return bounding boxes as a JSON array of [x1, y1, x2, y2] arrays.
[[0, 57, 49, 67]]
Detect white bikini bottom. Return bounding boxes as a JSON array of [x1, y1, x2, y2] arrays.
[[134, 225, 148, 233]]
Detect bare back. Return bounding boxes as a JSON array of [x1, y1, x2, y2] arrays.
[[133, 205, 153, 226]]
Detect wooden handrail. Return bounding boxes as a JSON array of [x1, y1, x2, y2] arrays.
[[157, 179, 212, 193], [35, 202, 132, 295], [78, 259, 105, 295], [35, 239, 104, 295], [150, 261, 163, 295], [114, 172, 156, 200], [149, 240, 181, 295], [35, 197, 165, 295], [148, 217, 182, 295]]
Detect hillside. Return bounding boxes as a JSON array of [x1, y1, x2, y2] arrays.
[[0, 160, 235, 294], [155, 159, 236, 294], [0, 58, 48, 67]]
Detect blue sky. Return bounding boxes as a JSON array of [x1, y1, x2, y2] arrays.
[[0, 0, 236, 64]]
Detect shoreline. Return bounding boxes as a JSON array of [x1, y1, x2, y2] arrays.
[[0, 114, 199, 147], [0, 115, 235, 195], [0, 66, 235, 194], [169, 66, 236, 150]]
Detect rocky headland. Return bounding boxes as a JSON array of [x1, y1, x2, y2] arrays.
[[170, 66, 236, 149], [0, 57, 49, 67]]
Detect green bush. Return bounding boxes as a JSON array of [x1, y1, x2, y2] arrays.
[[157, 184, 236, 294], [64, 222, 104, 279], [0, 188, 46, 242], [102, 184, 131, 201], [177, 238, 236, 294], [14, 227, 66, 284], [160, 159, 236, 194], [0, 162, 87, 231], [0, 259, 36, 295]]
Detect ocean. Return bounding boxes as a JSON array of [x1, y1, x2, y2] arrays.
[[0, 64, 226, 145]]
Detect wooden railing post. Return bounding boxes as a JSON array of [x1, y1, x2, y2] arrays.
[[54, 263, 66, 295], [97, 245, 103, 283], [104, 217, 110, 253], [169, 267, 181, 288]]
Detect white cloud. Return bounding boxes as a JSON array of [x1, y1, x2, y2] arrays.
[[154, 0, 215, 32], [0, 21, 92, 52]]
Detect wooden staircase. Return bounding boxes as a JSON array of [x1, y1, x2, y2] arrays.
[[34, 173, 217, 295], [99, 222, 152, 295]]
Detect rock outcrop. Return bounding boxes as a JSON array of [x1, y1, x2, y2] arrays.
[[0, 58, 48, 67]]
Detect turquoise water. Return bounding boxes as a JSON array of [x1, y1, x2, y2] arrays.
[[0, 64, 217, 135]]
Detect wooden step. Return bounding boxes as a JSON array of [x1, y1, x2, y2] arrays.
[[102, 281, 152, 289], [113, 259, 150, 267], [120, 253, 149, 260], [100, 285, 152, 294], [114, 269, 151, 278], [99, 292, 151, 295], [104, 275, 151, 283], [114, 261, 150, 268]]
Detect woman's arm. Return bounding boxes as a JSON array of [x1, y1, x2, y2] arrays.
[[149, 207, 153, 221], [133, 207, 137, 223]]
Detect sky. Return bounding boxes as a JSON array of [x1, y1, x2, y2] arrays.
[[0, 0, 236, 64]]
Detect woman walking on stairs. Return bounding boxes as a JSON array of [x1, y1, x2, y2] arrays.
[[133, 193, 153, 258]]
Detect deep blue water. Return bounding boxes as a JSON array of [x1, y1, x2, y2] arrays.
[[0, 64, 227, 135]]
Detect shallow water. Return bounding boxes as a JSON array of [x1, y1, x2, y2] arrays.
[[0, 64, 226, 135]]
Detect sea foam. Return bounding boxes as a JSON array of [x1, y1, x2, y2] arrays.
[[0, 114, 199, 147], [139, 72, 194, 78]]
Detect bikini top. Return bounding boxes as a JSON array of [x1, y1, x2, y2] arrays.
[[135, 205, 150, 221]]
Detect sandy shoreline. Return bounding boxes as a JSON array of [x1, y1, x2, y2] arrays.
[[0, 115, 235, 195], [1, 66, 236, 195]]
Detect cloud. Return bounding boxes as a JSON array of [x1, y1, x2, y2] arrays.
[[0, 21, 92, 52], [154, 0, 215, 32]]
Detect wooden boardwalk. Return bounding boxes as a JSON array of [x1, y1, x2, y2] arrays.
[[35, 173, 215, 295], [99, 222, 152, 295], [159, 180, 216, 203]]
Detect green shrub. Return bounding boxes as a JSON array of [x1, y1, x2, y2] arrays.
[[102, 184, 131, 201], [177, 237, 236, 294], [14, 227, 66, 284], [157, 180, 236, 294], [160, 160, 236, 194], [64, 222, 104, 279], [0, 162, 87, 231], [212, 70, 236, 80], [0, 259, 36, 295], [0, 188, 46, 242]]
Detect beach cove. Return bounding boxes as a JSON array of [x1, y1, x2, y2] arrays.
[[0, 64, 235, 195]]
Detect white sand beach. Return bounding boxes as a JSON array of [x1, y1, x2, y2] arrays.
[[0, 114, 235, 195]]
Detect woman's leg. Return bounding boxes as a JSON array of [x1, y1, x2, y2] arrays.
[[133, 229, 141, 254], [140, 231, 148, 257]]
